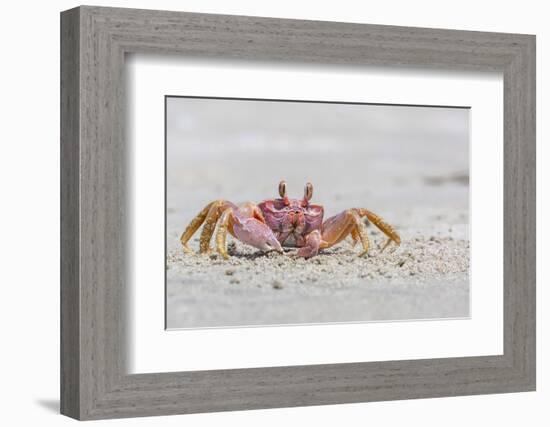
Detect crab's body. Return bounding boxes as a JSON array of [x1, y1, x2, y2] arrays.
[[180, 181, 400, 259], [258, 193, 323, 247]]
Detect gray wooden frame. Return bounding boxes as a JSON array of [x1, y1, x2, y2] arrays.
[[60, 5, 536, 420]]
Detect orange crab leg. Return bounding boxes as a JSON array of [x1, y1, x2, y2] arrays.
[[350, 228, 360, 247], [320, 208, 399, 256], [355, 208, 401, 251], [179, 201, 214, 253], [320, 209, 371, 256], [180, 200, 235, 253], [215, 208, 235, 259], [350, 210, 371, 256], [198, 200, 235, 253]]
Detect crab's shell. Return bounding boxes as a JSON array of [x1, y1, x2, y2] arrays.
[[258, 198, 324, 247]]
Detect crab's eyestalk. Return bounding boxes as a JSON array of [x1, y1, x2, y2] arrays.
[[278, 180, 287, 198], [303, 182, 313, 202]]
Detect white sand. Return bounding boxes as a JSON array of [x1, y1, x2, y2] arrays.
[[167, 216, 469, 328]]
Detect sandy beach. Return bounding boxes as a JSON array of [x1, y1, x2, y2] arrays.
[[165, 97, 470, 329]]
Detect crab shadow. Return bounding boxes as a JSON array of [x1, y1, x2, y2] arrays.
[[226, 246, 348, 262]]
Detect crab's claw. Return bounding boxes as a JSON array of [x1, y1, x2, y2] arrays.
[[232, 216, 283, 253]]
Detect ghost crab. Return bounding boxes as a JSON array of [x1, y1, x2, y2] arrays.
[[180, 181, 401, 259]]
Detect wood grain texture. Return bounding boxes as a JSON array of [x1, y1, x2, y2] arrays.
[[60, 5, 536, 420], [60, 7, 80, 419]]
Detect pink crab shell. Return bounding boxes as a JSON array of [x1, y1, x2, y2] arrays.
[[258, 197, 324, 248]]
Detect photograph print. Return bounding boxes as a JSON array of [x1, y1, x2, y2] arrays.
[[165, 96, 470, 329]]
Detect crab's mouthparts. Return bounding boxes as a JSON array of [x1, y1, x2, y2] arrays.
[[287, 213, 305, 231], [282, 232, 298, 247]]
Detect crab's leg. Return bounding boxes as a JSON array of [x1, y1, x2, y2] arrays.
[[349, 228, 360, 247], [320, 209, 371, 256], [348, 210, 400, 251], [179, 200, 235, 254], [319, 211, 354, 248], [351, 210, 371, 256], [198, 200, 234, 253], [215, 208, 234, 260], [180, 201, 215, 253], [355, 208, 401, 251], [320, 209, 396, 256]]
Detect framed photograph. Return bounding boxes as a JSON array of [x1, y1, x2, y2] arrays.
[[61, 6, 536, 420]]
